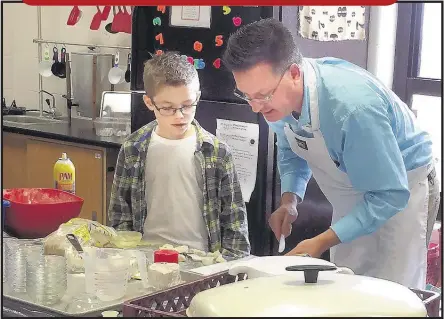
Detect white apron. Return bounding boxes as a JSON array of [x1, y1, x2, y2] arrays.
[[283, 60, 430, 289]]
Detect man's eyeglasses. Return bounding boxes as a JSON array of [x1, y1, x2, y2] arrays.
[[151, 98, 199, 116], [234, 67, 289, 104]]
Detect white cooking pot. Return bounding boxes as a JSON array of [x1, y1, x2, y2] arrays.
[[186, 256, 428, 317]]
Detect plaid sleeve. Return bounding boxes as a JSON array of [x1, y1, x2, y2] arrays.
[[218, 149, 251, 258], [108, 144, 133, 231]]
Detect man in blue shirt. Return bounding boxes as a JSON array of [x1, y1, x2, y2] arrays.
[[223, 18, 440, 289]]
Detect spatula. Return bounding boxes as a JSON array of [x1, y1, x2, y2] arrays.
[[122, 6, 132, 34], [67, 6, 82, 26], [90, 6, 102, 31], [105, 6, 119, 34], [111, 6, 124, 33], [101, 6, 111, 20]]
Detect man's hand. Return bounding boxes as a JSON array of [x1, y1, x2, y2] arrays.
[[285, 238, 324, 258], [285, 228, 341, 258], [268, 193, 299, 240]]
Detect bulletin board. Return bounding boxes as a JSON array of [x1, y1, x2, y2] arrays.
[[131, 6, 274, 104]]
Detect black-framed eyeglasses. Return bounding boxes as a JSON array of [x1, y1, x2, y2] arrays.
[[151, 97, 200, 116], [234, 67, 289, 104]]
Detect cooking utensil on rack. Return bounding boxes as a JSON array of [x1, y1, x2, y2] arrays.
[[38, 46, 53, 77], [90, 6, 103, 31], [51, 46, 62, 76], [108, 52, 125, 84], [111, 6, 124, 33], [101, 6, 111, 20], [105, 6, 119, 34], [58, 48, 67, 78], [67, 6, 82, 26], [124, 53, 131, 83], [122, 6, 132, 34]]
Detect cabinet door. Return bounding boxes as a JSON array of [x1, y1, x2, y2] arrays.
[[3, 133, 28, 189], [105, 148, 119, 226], [26, 139, 105, 224]]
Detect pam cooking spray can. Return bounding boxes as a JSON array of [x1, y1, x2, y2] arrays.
[[54, 153, 76, 194]]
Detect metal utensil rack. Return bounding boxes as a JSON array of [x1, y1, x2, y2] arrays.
[[33, 39, 131, 51], [33, 37, 131, 119]]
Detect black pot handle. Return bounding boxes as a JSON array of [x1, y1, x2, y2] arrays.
[[285, 264, 337, 284]]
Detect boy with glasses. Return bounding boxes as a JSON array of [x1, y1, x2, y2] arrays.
[[108, 52, 250, 258]]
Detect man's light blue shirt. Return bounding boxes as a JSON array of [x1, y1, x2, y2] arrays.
[[268, 57, 433, 243]]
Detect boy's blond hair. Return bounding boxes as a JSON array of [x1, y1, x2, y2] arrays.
[[143, 52, 199, 97]]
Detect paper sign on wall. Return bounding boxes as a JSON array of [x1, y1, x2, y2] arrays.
[[216, 119, 259, 203], [170, 6, 212, 28]]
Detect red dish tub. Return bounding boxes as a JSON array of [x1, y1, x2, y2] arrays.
[[3, 188, 84, 239]]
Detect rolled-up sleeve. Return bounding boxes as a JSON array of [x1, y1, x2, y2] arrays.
[[331, 105, 410, 243], [268, 121, 312, 200]]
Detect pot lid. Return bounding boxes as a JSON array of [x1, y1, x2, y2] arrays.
[[228, 255, 347, 278], [187, 267, 427, 317]]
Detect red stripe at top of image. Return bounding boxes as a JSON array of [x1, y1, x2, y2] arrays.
[[23, 1, 396, 6]]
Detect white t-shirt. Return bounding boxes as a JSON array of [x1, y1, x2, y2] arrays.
[[142, 129, 208, 251]]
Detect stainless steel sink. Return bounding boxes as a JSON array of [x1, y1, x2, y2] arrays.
[[3, 115, 67, 125]]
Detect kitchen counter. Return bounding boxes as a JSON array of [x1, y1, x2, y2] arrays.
[[3, 117, 125, 149], [3, 117, 123, 223]]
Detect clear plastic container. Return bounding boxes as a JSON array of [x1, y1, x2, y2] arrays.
[[4, 239, 40, 293], [95, 255, 129, 272], [95, 281, 129, 302], [84, 248, 129, 298], [93, 117, 130, 137], [139, 248, 155, 264], [65, 245, 85, 273], [26, 254, 67, 305], [83, 247, 97, 295], [127, 248, 154, 280], [84, 248, 149, 301]]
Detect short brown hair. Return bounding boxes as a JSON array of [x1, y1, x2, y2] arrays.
[[223, 18, 302, 74], [143, 52, 199, 97]]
